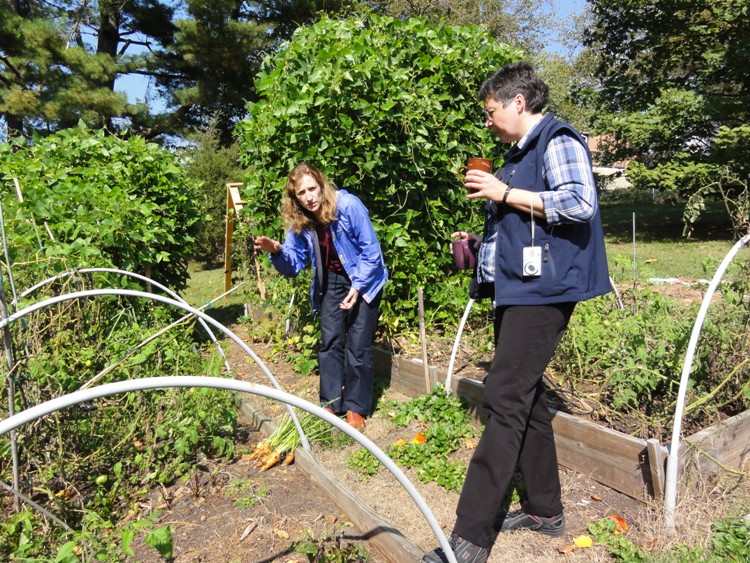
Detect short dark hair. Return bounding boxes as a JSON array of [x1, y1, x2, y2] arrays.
[[477, 62, 549, 114]]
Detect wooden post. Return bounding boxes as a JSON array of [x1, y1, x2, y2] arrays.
[[224, 183, 266, 300], [418, 287, 430, 394], [646, 438, 667, 499], [224, 183, 244, 294]]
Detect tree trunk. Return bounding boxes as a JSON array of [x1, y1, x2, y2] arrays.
[[97, 0, 121, 91], [5, 115, 25, 138], [10, 0, 32, 17]]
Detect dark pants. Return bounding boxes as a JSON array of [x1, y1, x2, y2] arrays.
[[318, 270, 382, 416], [453, 303, 575, 548]]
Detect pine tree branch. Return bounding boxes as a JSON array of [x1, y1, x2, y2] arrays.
[[0, 56, 23, 82]]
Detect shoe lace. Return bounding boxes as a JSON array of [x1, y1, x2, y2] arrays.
[[448, 534, 460, 550]]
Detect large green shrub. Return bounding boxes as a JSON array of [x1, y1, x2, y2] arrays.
[[0, 124, 203, 291], [235, 13, 521, 335]]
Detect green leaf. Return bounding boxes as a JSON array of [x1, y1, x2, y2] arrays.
[[54, 541, 79, 563], [145, 526, 173, 558]]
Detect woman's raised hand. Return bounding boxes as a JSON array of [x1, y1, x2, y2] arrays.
[[254, 235, 280, 254]]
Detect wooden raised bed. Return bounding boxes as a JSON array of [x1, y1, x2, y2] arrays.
[[236, 347, 750, 562], [372, 348, 750, 502]]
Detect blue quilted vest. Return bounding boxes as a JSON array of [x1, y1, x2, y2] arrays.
[[491, 114, 611, 306]]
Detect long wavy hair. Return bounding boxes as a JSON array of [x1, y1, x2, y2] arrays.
[[282, 162, 338, 233]]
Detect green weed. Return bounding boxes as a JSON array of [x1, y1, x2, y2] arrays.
[[588, 516, 644, 561], [293, 524, 370, 562], [226, 477, 270, 509], [710, 517, 750, 561], [348, 387, 477, 490]]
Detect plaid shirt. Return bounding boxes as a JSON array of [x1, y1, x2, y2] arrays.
[[540, 130, 598, 224], [476, 117, 596, 286]]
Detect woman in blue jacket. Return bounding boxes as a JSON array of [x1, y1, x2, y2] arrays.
[[254, 163, 388, 431]]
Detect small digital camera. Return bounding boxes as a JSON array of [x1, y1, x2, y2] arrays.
[[522, 246, 542, 277]]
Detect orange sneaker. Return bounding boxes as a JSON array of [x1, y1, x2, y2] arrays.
[[346, 410, 366, 431]]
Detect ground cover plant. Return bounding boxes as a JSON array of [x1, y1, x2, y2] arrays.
[[347, 388, 479, 491]]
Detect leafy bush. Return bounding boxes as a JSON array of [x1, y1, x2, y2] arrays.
[[0, 124, 202, 291], [689, 267, 750, 419], [235, 12, 520, 335]]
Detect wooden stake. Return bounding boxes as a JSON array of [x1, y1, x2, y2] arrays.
[[224, 183, 266, 300], [418, 287, 430, 394], [224, 183, 242, 294]]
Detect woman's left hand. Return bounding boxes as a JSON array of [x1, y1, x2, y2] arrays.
[[340, 288, 359, 310]]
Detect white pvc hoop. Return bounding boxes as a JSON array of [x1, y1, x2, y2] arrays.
[[664, 234, 750, 530], [0, 376, 457, 563], [0, 288, 311, 452], [445, 297, 474, 395], [13, 267, 233, 374]]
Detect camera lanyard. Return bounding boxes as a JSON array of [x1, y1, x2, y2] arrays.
[[529, 193, 536, 248]]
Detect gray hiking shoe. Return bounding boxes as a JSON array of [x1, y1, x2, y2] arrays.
[[422, 534, 489, 563], [498, 509, 565, 537]]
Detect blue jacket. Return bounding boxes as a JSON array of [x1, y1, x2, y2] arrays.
[[270, 190, 388, 309], [492, 115, 611, 305]]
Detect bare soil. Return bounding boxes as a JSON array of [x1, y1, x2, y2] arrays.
[[127, 414, 386, 563], [129, 278, 747, 562]]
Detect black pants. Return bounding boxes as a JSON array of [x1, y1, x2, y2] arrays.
[[318, 270, 382, 416], [454, 303, 575, 548]]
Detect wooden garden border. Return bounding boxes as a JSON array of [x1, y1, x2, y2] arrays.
[[233, 348, 750, 562], [238, 399, 424, 563], [372, 348, 750, 501]]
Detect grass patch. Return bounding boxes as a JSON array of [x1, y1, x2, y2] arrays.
[[600, 193, 745, 281], [604, 239, 743, 282], [184, 262, 249, 329]]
